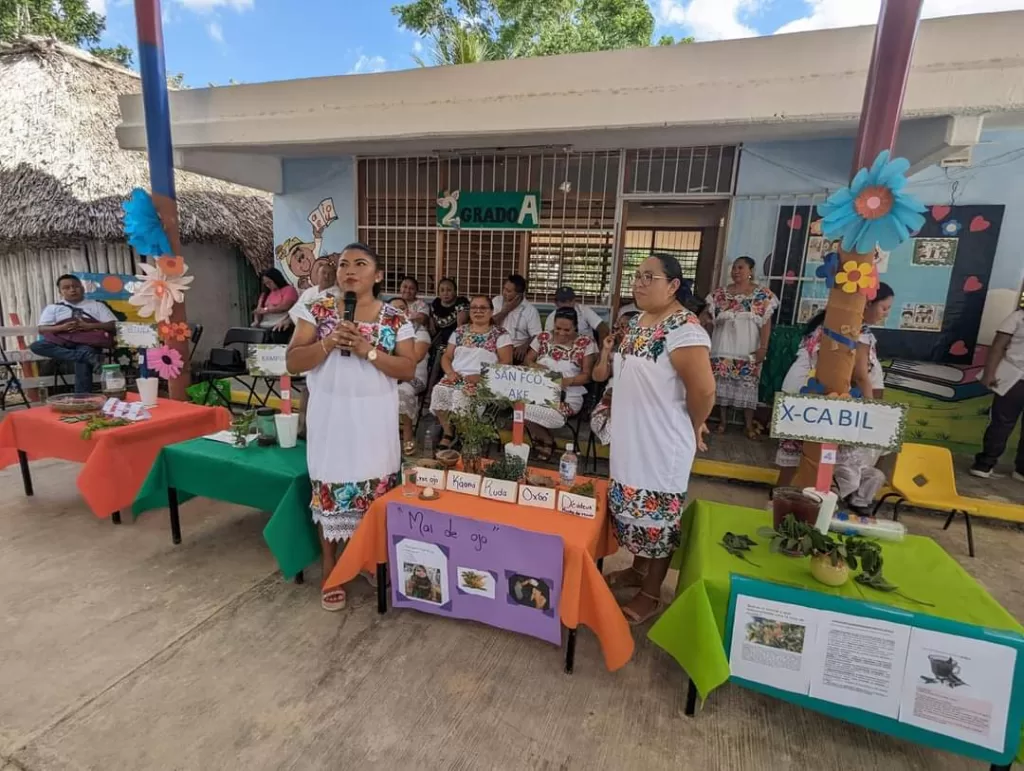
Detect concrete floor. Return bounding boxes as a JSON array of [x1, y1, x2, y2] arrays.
[[1, 459, 1021, 770]]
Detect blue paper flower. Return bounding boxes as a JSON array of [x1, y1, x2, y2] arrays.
[[818, 150, 926, 255], [941, 219, 962, 237], [850, 385, 863, 399], [815, 251, 841, 288], [122, 188, 171, 257], [800, 377, 826, 395]]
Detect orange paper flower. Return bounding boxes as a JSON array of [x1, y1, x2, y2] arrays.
[[158, 321, 192, 342], [853, 185, 894, 221], [156, 255, 186, 277]]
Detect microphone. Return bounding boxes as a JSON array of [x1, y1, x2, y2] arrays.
[[340, 291, 357, 357]]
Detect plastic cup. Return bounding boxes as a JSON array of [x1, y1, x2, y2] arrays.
[[402, 462, 417, 497], [275, 414, 299, 449], [772, 487, 821, 528], [136, 377, 159, 408]]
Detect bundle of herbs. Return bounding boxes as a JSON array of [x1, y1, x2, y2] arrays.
[[482, 454, 526, 482]]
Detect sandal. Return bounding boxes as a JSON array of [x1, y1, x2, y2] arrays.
[[437, 432, 455, 451], [745, 428, 760, 441], [715, 423, 727, 434], [533, 439, 554, 462], [605, 565, 648, 590], [622, 591, 664, 626], [403, 440, 416, 456], [321, 586, 347, 612]]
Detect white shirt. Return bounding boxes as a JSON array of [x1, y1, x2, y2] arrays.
[[491, 296, 542, 346], [39, 299, 116, 326], [450, 329, 514, 376], [543, 303, 605, 340], [997, 309, 1024, 371], [618, 303, 638, 318], [412, 327, 432, 384]]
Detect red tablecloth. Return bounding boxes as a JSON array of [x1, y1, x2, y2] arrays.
[[0, 398, 230, 517]]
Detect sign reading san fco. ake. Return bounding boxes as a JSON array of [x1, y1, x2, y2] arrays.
[[770, 393, 908, 452]]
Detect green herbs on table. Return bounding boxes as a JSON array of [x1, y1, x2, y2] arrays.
[[720, 532, 760, 567], [482, 454, 526, 482], [80, 416, 131, 439]]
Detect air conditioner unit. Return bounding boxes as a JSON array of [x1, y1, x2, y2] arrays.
[[940, 147, 973, 168]]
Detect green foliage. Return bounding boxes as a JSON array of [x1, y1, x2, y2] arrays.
[[394, 0, 656, 65], [448, 383, 509, 452], [482, 453, 526, 481], [720, 532, 760, 567], [230, 410, 256, 446], [657, 34, 694, 45], [0, 0, 132, 66]]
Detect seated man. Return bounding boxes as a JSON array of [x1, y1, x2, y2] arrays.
[[543, 286, 609, 346], [30, 274, 116, 393], [491, 273, 541, 364]]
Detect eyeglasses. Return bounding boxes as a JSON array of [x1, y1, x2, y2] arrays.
[[631, 271, 668, 287], [469, 305, 491, 311]]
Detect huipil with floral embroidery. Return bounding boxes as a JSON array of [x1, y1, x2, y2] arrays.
[[705, 285, 778, 409], [607, 310, 711, 558], [531, 332, 597, 404], [292, 290, 416, 542]]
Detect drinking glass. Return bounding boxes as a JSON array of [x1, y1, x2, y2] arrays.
[[402, 462, 417, 497]]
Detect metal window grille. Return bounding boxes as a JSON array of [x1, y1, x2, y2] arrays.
[[622, 228, 702, 284], [623, 147, 735, 196]]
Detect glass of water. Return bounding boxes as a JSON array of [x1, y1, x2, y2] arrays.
[[402, 462, 417, 497]]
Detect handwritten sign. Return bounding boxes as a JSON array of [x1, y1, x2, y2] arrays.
[[557, 491, 597, 519], [115, 322, 158, 348], [518, 484, 556, 510], [771, 393, 908, 452], [246, 344, 290, 377], [415, 466, 446, 489], [387, 503, 563, 644], [482, 364, 561, 408], [447, 470, 482, 496], [101, 397, 149, 422], [481, 477, 518, 503]]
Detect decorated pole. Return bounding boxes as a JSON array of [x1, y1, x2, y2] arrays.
[[792, 0, 925, 488], [131, 0, 190, 400]]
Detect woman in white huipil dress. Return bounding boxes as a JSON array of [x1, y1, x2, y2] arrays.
[[390, 297, 433, 456], [287, 244, 417, 612], [596, 255, 716, 627]]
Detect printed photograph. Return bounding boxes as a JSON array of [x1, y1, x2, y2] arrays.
[[457, 567, 496, 599], [921, 654, 968, 689], [798, 298, 824, 324], [898, 303, 944, 332], [912, 237, 958, 267], [402, 562, 444, 605], [507, 574, 551, 611], [745, 617, 806, 653], [805, 236, 824, 264]]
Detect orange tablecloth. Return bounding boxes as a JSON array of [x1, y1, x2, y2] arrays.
[[326, 475, 635, 671], [0, 399, 230, 517]]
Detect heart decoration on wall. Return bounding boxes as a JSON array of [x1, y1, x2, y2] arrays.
[[949, 340, 969, 356], [963, 276, 984, 293], [784, 270, 797, 285], [969, 215, 991, 232], [787, 213, 803, 230], [931, 205, 951, 221]]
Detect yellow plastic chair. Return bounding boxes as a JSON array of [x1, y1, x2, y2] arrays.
[[873, 443, 980, 557]]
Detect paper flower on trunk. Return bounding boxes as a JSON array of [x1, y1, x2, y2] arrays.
[[156, 255, 186, 277], [158, 321, 192, 342], [815, 251, 841, 288], [129, 261, 193, 323], [146, 345, 184, 380], [834, 260, 879, 300], [819, 150, 925, 254], [123, 188, 172, 257]]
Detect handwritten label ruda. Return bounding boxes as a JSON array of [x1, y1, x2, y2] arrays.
[[557, 491, 596, 519], [415, 467, 446, 489], [481, 478, 517, 503], [446, 470, 482, 496], [518, 484, 555, 510]]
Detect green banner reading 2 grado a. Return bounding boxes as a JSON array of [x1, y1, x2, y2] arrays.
[[436, 190, 541, 230]]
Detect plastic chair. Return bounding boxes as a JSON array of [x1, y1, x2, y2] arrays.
[[873, 443, 980, 558], [193, 327, 270, 410]]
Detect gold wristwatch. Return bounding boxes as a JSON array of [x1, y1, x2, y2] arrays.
[[366, 349, 378, 363]]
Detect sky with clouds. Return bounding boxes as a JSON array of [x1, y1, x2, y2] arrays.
[[90, 0, 1024, 87]]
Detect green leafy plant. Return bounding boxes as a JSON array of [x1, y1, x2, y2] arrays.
[[449, 382, 511, 454], [915, 418, 930, 426], [569, 481, 595, 497], [720, 532, 760, 567], [80, 416, 131, 440], [230, 410, 256, 447], [482, 454, 526, 481]]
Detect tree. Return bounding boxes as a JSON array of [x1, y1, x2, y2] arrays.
[[393, 0, 656, 64], [657, 34, 695, 45], [0, 0, 133, 66], [413, 24, 495, 66]]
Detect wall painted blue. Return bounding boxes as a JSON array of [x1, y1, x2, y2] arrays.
[[272, 157, 357, 287]]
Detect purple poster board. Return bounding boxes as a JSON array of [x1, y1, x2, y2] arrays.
[[386, 502, 564, 645]]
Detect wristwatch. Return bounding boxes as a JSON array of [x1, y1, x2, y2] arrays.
[[366, 348, 378, 363]]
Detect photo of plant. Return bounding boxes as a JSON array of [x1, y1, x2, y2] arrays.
[[456, 567, 496, 599], [745, 617, 806, 653]]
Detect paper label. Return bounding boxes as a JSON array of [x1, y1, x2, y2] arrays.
[[114, 322, 159, 348], [446, 470, 482, 496], [518, 484, 556, 509], [415, 467, 446, 489], [820, 447, 837, 465], [557, 491, 597, 519], [481, 478, 518, 503]]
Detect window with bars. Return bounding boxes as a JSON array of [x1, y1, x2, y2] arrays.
[[622, 228, 702, 286], [624, 147, 735, 196]]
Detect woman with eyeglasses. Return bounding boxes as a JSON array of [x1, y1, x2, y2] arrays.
[[703, 256, 777, 440], [429, 296, 513, 449], [594, 255, 716, 626], [523, 306, 597, 461]]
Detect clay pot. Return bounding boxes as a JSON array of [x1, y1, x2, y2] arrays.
[[810, 554, 849, 587]]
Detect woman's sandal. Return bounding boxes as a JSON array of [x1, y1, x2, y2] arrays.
[[715, 423, 727, 434], [605, 565, 648, 590], [622, 591, 664, 626], [437, 432, 456, 451], [403, 440, 416, 456], [321, 586, 347, 612]]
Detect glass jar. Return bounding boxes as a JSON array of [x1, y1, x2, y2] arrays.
[[100, 364, 126, 399], [255, 407, 279, 446]]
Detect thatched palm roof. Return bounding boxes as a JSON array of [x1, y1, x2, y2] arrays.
[[0, 37, 272, 270]]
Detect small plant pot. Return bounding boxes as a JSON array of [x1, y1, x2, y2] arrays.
[[462, 446, 483, 474], [810, 554, 849, 587]]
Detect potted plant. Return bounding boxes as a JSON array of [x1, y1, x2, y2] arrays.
[[230, 410, 256, 448], [449, 385, 510, 474], [758, 514, 884, 588], [482, 454, 526, 482]]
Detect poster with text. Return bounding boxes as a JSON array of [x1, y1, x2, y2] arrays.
[[387, 503, 563, 645], [729, 594, 819, 695]]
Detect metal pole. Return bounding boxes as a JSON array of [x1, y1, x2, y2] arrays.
[[793, 0, 924, 489], [133, 0, 190, 400]]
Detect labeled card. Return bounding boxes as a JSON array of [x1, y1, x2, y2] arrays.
[[557, 491, 596, 519], [481, 478, 517, 504], [415, 467, 446, 489], [518, 484, 555, 510], [446, 470, 482, 496]]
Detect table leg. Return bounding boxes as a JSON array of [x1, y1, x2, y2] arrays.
[[564, 628, 577, 674], [17, 450, 33, 496], [294, 571, 304, 585], [111, 510, 122, 525], [989, 763, 1012, 771], [376, 562, 388, 614], [685, 679, 698, 717], [168, 487, 181, 545]]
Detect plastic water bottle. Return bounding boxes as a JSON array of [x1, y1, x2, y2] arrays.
[[559, 443, 578, 488], [422, 416, 434, 459]]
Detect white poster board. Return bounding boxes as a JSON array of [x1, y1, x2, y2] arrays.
[[115, 322, 159, 348], [771, 393, 908, 452], [482, 364, 561, 408]]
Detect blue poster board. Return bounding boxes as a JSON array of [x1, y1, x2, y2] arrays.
[[725, 575, 1024, 766]]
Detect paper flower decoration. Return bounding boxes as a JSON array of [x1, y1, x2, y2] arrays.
[[123, 188, 172, 257], [835, 260, 879, 299], [815, 251, 841, 288], [818, 150, 925, 254], [129, 261, 193, 323], [146, 345, 184, 380], [156, 255, 186, 277], [800, 377, 827, 395], [158, 321, 192, 342], [941, 219, 962, 237]]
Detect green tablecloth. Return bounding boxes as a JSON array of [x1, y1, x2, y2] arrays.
[[648, 500, 1024, 701], [133, 438, 318, 579]]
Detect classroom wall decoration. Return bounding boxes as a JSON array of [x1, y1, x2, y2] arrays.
[[387, 503, 563, 645]]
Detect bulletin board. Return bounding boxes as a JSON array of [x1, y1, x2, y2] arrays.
[[771, 205, 1004, 364]]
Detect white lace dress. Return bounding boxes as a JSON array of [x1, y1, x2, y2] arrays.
[[398, 326, 432, 421]]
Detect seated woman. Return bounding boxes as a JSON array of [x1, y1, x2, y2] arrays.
[[590, 311, 638, 446], [253, 268, 299, 342], [398, 276, 431, 327], [430, 278, 469, 351], [430, 296, 512, 449], [523, 307, 597, 461], [390, 297, 433, 455]]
